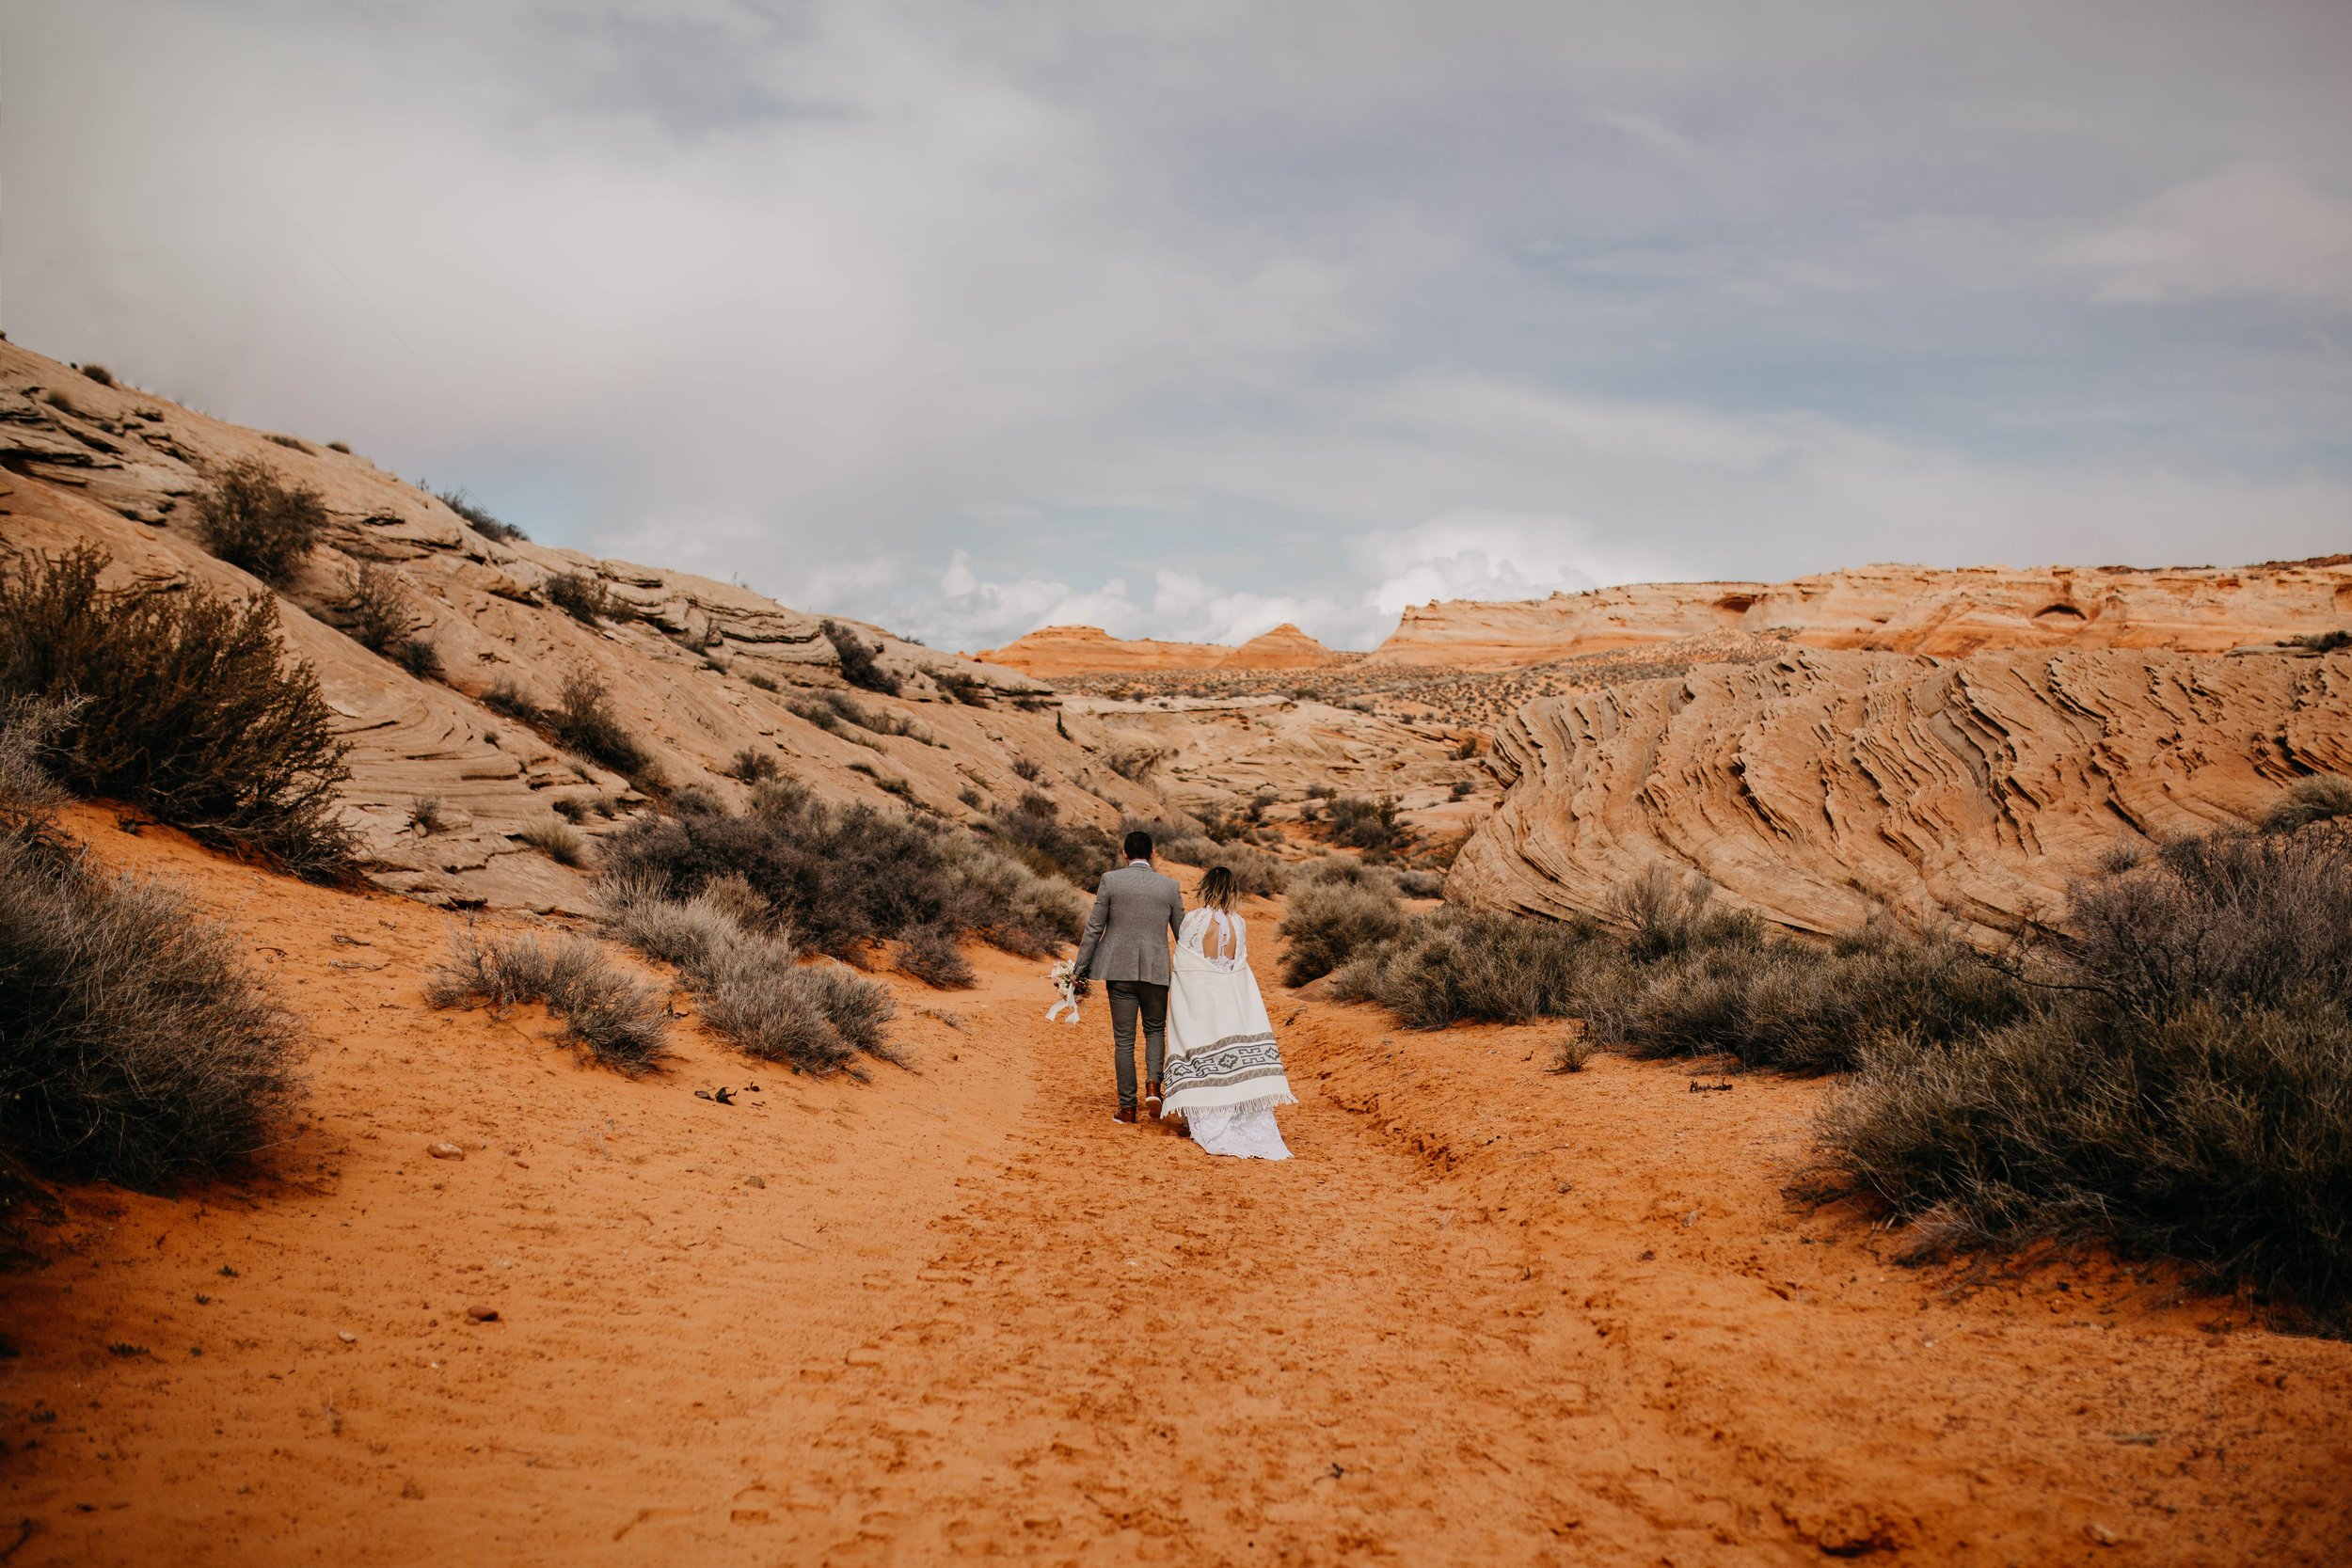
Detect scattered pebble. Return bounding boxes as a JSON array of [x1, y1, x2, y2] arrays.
[[744, 1175, 767, 1189], [426, 1142, 465, 1161], [338, 1331, 356, 1344], [465, 1305, 499, 1323]]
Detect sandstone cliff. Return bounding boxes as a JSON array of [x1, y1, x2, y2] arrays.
[[1375, 561, 2352, 672], [0, 341, 1173, 912], [973, 621, 1348, 676], [1447, 643, 2352, 942]]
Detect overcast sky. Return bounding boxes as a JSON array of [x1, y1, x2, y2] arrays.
[[7, 2, 2348, 650]]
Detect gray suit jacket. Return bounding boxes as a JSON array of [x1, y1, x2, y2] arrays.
[[1071, 861, 1184, 985]]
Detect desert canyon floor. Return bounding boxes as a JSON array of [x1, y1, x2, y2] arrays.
[[3, 809, 2347, 1568]]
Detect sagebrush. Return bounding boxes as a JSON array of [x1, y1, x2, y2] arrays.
[[0, 700, 305, 1186], [191, 458, 327, 586], [0, 544, 357, 879]]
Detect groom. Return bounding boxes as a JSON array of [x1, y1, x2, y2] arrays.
[[1069, 829, 1185, 1125]]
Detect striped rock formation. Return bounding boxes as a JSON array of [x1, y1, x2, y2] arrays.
[[1446, 644, 2352, 942], [1374, 561, 2352, 672], [0, 340, 1168, 912]]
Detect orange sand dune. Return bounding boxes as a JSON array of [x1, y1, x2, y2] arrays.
[[6, 809, 2346, 1565]]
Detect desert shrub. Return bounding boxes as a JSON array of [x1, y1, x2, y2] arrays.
[[0, 545, 358, 879], [990, 796, 1118, 887], [849, 760, 917, 800], [823, 619, 900, 695], [425, 923, 668, 1072], [1592, 918, 2028, 1072], [598, 876, 897, 1074], [408, 796, 446, 834], [744, 670, 780, 692], [2068, 824, 2352, 1018], [600, 787, 1082, 963], [1332, 907, 1617, 1029], [436, 488, 526, 542], [897, 922, 976, 989], [481, 675, 542, 724], [936, 670, 992, 706], [1450, 780, 1474, 800], [337, 562, 437, 675], [80, 364, 115, 387], [2286, 629, 2350, 652], [805, 689, 929, 742], [327, 441, 351, 454], [1394, 868, 1445, 898], [1197, 842, 1287, 899], [1010, 757, 1042, 782], [1822, 992, 2352, 1315], [545, 571, 611, 624], [191, 458, 329, 586], [1278, 877, 1407, 987], [548, 667, 661, 786], [1818, 820, 2352, 1315], [958, 785, 984, 810], [727, 747, 782, 784], [516, 814, 589, 867], [2260, 774, 2352, 835], [1327, 794, 1406, 856], [0, 700, 305, 1187], [263, 434, 310, 453]]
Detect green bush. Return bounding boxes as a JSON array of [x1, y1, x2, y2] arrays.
[[191, 458, 328, 586], [0, 545, 357, 879], [436, 488, 527, 543], [545, 571, 612, 623], [1277, 876, 1406, 987], [0, 700, 305, 1187]]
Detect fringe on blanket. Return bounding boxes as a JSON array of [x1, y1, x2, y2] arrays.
[[1160, 1088, 1297, 1120]]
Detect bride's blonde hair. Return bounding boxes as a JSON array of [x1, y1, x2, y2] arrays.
[[1197, 864, 1238, 911]]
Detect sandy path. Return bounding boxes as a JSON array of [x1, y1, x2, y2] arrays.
[[4, 816, 2347, 1564]]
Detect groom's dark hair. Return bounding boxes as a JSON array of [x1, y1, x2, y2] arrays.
[[1122, 830, 1153, 862]]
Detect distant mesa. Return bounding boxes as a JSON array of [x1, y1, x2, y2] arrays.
[[972, 622, 1347, 678], [1372, 561, 2352, 672]]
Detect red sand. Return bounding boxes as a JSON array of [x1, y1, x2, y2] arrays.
[[4, 806, 2346, 1564]]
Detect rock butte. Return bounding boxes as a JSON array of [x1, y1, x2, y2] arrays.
[[1449, 643, 2352, 942], [972, 621, 1348, 676], [1374, 561, 2352, 672]]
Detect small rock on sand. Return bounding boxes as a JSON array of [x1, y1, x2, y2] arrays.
[[465, 1305, 499, 1323], [427, 1142, 465, 1161]]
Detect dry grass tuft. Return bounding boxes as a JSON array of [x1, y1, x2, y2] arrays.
[[425, 923, 669, 1073], [516, 814, 590, 867], [2260, 773, 2352, 835]]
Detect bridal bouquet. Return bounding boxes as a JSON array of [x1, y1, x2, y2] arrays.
[[1045, 958, 1084, 1024]]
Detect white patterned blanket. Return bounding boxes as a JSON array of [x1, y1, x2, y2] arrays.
[[1161, 942, 1295, 1117]]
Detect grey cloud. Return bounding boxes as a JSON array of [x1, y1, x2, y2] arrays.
[[5, 0, 2348, 653]]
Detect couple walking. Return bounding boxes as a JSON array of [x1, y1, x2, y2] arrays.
[[1067, 830, 1295, 1159]]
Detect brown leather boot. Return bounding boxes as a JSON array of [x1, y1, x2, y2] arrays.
[[1143, 1081, 1164, 1116], [1113, 1105, 1138, 1125]]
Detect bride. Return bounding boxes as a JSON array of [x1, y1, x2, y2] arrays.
[[1159, 865, 1295, 1159]]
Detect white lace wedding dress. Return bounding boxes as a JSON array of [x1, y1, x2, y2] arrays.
[[1162, 907, 1294, 1160]]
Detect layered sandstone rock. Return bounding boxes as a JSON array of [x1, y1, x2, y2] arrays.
[[0, 341, 1171, 912], [972, 621, 1346, 676], [1447, 645, 2352, 942], [1375, 562, 2352, 672]]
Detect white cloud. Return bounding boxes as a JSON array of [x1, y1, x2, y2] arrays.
[[2059, 163, 2352, 309]]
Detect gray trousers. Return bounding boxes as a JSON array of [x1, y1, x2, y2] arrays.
[[1106, 979, 1168, 1110]]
